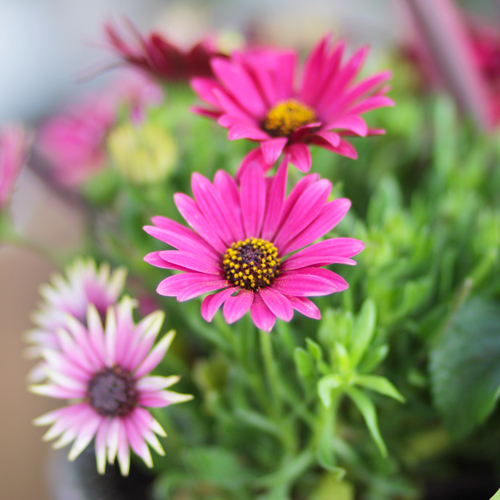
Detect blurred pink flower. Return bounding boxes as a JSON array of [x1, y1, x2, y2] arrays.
[[144, 162, 364, 332], [31, 297, 192, 475], [191, 35, 394, 175], [0, 124, 28, 208], [37, 71, 162, 186], [104, 20, 225, 82]]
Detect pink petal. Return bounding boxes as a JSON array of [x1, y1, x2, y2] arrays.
[[173, 193, 227, 254], [284, 267, 349, 292], [134, 333, 172, 379], [117, 422, 130, 475], [123, 417, 152, 467], [191, 172, 238, 245], [299, 35, 332, 104], [211, 58, 267, 117], [282, 198, 352, 254], [286, 295, 321, 320], [327, 115, 368, 137], [190, 106, 221, 119], [222, 290, 254, 324], [240, 162, 266, 238], [282, 237, 364, 270], [261, 159, 288, 240], [157, 273, 227, 298], [159, 250, 222, 275], [190, 77, 222, 108], [272, 273, 338, 297], [274, 51, 297, 101], [309, 136, 358, 159], [261, 138, 288, 165], [201, 287, 236, 322], [144, 251, 186, 271], [286, 143, 312, 173], [212, 89, 257, 124], [312, 130, 341, 148], [146, 216, 219, 259], [214, 170, 245, 240], [228, 122, 270, 140], [250, 294, 276, 332], [274, 179, 332, 250], [236, 148, 269, 181], [347, 95, 395, 115], [259, 288, 293, 322]]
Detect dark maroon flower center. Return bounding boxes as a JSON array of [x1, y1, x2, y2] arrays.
[[263, 99, 316, 137], [223, 238, 281, 291], [87, 366, 137, 417]]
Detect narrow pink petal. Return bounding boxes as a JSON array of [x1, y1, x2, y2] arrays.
[[259, 288, 293, 322], [286, 295, 321, 320], [96, 417, 110, 474], [190, 106, 221, 119], [250, 294, 276, 332], [190, 77, 222, 108], [308, 136, 358, 160], [144, 251, 186, 271], [211, 58, 267, 117], [282, 198, 352, 254], [261, 138, 288, 165], [274, 51, 297, 101], [240, 162, 266, 238], [284, 267, 349, 292], [261, 159, 288, 240], [222, 290, 254, 324], [146, 217, 219, 258], [274, 179, 332, 250], [68, 414, 101, 461], [228, 123, 270, 140], [191, 172, 239, 245], [30, 384, 85, 399], [214, 170, 245, 240], [212, 89, 258, 124], [282, 238, 365, 270], [107, 417, 120, 464], [275, 173, 320, 237], [123, 417, 152, 467], [286, 143, 312, 173], [117, 422, 131, 476], [173, 193, 227, 254], [87, 306, 106, 365], [201, 287, 236, 322], [178, 279, 230, 302], [347, 95, 395, 115], [272, 273, 337, 297], [134, 333, 172, 379], [299, 35, 331, 104], [157, 272, 227, 297], [327, 115, 368, 137], [236, 148, 269, 181], [159, 250, 222, 275]]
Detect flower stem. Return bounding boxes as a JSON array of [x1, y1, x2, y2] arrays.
[[259, 329, 282, 418]]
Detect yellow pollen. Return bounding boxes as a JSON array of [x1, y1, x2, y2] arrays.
[[263, 99, 317, 137], [223, 238, 280, 291]]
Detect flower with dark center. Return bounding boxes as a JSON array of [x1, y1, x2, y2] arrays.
[[30, 297, 192, 475], [191, 34, 394, 175], [144, 162, 364, 332]]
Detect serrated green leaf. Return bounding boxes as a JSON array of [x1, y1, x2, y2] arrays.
[[344, 386, 387, 457], [306, 338, 323, 363], [350, 300, 376, 368], [358, 344, 389, 373], [355, 375, 405, 403], [294, 348, 316, 382], [317, 375, 343, 408], [430, 297, 500, 438]]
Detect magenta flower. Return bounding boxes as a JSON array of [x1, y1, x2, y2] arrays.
[[104, 20, 224, 82], [0, 124, 28, 208], [37, 71, 162, 186], [191, 35, 394, 175], [25, 259, 126, 380], [144, 162, 364, 332], [31, 297, 192, 475]]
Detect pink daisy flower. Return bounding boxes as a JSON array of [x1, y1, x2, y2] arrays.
[[25, 259, 126, 379], [104, 20, 224, 82], [191, 35, 394, 175], [0, 124, 28, 208], [144, 162, 364, 332], [30, 297, 192, 475], [37, 71, 162, 187]]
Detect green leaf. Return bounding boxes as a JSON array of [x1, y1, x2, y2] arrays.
[[317, 375, 343, 408], [430, 297, 500, 438], [344, 386, 387, 457], [355, 375, 405, 403], [316, 446, 346, 480], [310, 474, 354, 500], [358, 344, 389, 373], [490, 488, 500, 500], [333, 342, 350, 373], [306, 338, 324, 363], [350, 300, 376, 368], [294, 348, 316, 382], [182, 446, 250, 489]]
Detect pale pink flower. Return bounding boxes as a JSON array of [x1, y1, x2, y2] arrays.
[[31, 297, 192, 475], [37, 71, 162, 186], [144, 162, 364, 332], [25, 259, 126, 380], [191, 35, 394, 175], [0, 124, 28, 208]]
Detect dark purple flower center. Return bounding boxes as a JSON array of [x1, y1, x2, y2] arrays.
[[263, 99, 316, 137], [87, 366, 137, 417], [223, 238, 281, 291]]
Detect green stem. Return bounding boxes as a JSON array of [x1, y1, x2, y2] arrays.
[[259, 329, 282, 418]]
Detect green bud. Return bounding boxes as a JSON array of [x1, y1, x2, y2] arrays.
[[108, 121, 177, 185]]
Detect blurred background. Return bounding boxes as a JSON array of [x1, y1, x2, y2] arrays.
[[0, 0, 499, 499]]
